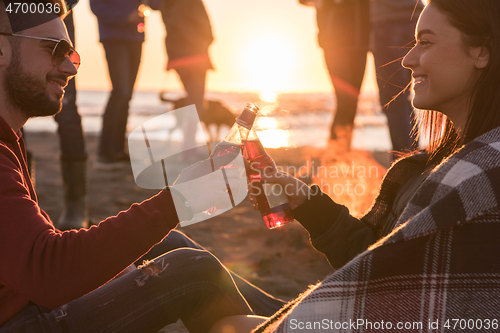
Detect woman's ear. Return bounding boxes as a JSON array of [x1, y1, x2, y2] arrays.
[[473, 46, 490, 69]]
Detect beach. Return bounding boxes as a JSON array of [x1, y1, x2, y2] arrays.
[[25, 121, 390, 331], [22, 89, 394, 331]]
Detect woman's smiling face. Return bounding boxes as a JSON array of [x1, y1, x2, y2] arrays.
[[402, 3, 489, 131]]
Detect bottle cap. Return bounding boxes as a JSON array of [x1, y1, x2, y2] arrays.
[[236, 103, 259, 129]]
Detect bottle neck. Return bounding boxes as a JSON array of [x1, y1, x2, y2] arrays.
[[236, 109, 257, 130]]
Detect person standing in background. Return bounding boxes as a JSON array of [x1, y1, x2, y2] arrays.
[[371, 0, 424, 157], [301, 0, 370, 150], [21, 11, 88, 230], [55, 11, 89, 230], [151, 0, 214, 156], [90, 0, 145, 170]]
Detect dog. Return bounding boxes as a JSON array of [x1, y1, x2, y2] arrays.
[[159, 92, 236, 142]]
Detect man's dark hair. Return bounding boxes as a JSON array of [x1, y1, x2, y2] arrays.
[[0, 0, 74, 53]]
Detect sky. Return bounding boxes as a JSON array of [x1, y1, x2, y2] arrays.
[[73, 0, 379, 94]]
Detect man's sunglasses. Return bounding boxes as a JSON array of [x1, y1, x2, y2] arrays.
[[0, 33, 81, 70]]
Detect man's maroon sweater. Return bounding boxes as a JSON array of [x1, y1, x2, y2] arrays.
[[0, 116, 179, 326]]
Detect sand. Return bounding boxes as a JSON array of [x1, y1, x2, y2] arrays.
[[24, 130, 390, 332]]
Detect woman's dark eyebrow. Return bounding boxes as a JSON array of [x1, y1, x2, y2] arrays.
[[416, 29, 436, 39]]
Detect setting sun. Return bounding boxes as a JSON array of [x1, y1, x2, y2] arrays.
[[260, 91, 278, 103], [73, 0, 338, 93], [240, 30, 298, 96]]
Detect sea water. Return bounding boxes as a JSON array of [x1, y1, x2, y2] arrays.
[[23, 90, 393, 151]]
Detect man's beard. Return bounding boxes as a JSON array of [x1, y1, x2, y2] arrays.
[[4, 50, 65, 118]]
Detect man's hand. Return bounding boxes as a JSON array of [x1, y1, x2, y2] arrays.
[[171, 153, 246, 218], [174, 153, 233, 185]]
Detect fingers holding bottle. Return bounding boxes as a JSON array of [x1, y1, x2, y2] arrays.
[[258, 170, 311, 210]]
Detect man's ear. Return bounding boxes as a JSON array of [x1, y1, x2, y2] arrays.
[[473, 46, 490, 69], [0, 37, 10, 66]]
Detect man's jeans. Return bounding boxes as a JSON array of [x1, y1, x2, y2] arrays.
[[372, 18, 419, 153], [98, 39, 142, 159], [136, 230, 286, 317], [0, 231, 285, 333], [54, 78, 86, 161]]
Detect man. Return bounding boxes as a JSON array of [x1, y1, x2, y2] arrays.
[[0, 2, 279, 331], [90, 0, 145, 170], [55, 11, 88, 230]]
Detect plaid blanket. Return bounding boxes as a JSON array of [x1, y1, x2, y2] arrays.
[[258, 127, 500, 332]]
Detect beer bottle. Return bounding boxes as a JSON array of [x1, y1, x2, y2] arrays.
[[244, 129, 294, 229], [211, 103, 259, 156], [211, 103, 294, 228], [207, 103, 260, 213]]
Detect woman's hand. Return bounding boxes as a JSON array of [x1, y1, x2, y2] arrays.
[[249, 170, 311, 210]]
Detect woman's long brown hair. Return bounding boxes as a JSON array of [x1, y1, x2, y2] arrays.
[[414, 0, 499, 166]]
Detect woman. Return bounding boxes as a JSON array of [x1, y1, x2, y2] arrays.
[[154, 0, 214, 158], [210, 0, 500, 331]]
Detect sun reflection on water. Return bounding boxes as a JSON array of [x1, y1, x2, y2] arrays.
[[258, 129, 290, 148], [256, 117, 279, 130], [255, 117, 290, 148]]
